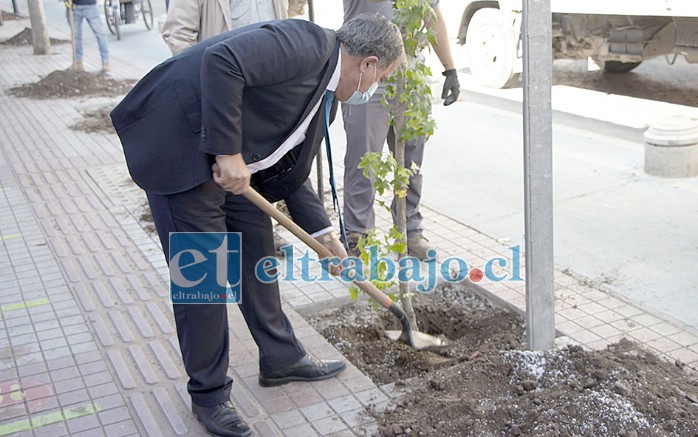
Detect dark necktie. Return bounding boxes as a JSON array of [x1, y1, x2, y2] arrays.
[[322, 90, 348, 249]]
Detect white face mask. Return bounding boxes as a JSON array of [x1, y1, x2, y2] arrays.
[[344, 64, 378, 105]]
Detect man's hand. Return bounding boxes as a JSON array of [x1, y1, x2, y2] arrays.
[[288, 0, 307, 17], [212, 154, 250, 194], [441, 69, 460, 106], [317, 234, 347, 276]]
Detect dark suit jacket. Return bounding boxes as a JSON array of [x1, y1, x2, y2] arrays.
[[111, 19, 339, 233]]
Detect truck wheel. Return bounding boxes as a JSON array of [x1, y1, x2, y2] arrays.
[[603, 61, 642, 73], [466, 8, 518, 88]]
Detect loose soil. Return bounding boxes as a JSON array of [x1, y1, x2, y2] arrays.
[[139, 200, 157, 235], [7, 69, 135, 99], [549, 60, 698, 108], [306, 284, 698, 436], [70, 106, 116, 133], [0, 27, 69, 46], [1, 10, 25, 21]]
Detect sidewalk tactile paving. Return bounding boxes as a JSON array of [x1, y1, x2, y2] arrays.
[[152, 386, 189, 434]]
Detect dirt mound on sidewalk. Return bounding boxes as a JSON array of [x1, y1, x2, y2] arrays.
[[1, 10, 26, 21], [0, 27, 68, 46], [7, 68, 135, 99], [306, 285, 698, 436], [70, 106, 116, 133]]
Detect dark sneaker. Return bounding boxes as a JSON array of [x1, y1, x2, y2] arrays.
[[191, 401, 253, 437], [258, 353, 346, 387]]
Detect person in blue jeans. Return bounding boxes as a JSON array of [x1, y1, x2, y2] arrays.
[[66, 0, 110, 72]]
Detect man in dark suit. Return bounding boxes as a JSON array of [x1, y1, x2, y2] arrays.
[[111, 14, 404, 437]]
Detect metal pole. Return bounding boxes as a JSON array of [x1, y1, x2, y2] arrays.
[[12, 0, 19, 14], [522, 0, 555, 350], [308, 0, 325, 205], [316, 140, 325, 205]]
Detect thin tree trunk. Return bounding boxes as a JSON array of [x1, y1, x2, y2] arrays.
[[67, 0, 77, 67], [27, 0, 50, 55], [393, 68, 418, 328]]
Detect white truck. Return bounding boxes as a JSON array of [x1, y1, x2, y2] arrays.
[[458, 0, 698, 88]]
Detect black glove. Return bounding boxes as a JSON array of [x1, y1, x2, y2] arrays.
[[441, 69, 460, 106]]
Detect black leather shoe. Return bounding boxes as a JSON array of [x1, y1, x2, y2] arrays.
[[258, 353, 346, 387], [191, 401, 253, 437]]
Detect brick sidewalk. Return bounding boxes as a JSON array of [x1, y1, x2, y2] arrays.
[[1, 14, 697, 437], [0, 19, 383, 436]]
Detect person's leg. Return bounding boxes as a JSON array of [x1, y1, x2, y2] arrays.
[[221, 191, 346, 387], [341, 88, 391, 237], [387, 131, 425, 238], [387, 121, 433, 259], [221, 193, 306, 373], [146, 181, 232, 407], [83, 3, 109, 66]]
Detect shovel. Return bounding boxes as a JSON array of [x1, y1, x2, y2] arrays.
[[243, 187, 448, 352]]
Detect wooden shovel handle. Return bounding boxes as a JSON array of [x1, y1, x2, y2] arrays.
[[242, 187, 394, 309]]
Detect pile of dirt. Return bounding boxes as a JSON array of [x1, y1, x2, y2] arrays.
[[2, 10, 25, 21], [70, 106, 116, 133], [552, 61, 698, 108], [8, 69, 135, 99], [0, 27, 68, 46], [306, 285, 698, 436], [308, 286, 524, 384], [139, 199, 156, 235]]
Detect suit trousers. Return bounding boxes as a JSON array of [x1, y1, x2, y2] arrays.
[[341, 88, 425, 237], [146, 181, 306, 407]]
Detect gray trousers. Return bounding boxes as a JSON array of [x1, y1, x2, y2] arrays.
[[341, 88, 425, 237]]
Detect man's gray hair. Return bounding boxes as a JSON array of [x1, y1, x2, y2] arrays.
[[336, 13, 405, 70]]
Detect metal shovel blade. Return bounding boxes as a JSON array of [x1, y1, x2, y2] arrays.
[[384, 329, 449, 351], [386, 303, 449, 351]]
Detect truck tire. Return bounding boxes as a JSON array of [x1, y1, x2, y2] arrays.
[[603, 61, 642, 73], [466, 8, 519, 88]]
